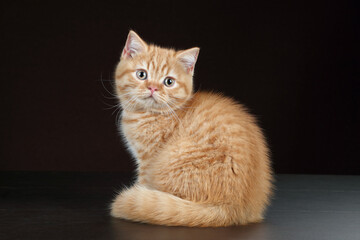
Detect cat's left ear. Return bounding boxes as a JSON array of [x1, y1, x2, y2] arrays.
[[176, 47, 200, 75], [121, 31, 147, 59]]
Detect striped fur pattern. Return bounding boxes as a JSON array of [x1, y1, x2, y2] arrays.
[[110, 31, 273, 227]]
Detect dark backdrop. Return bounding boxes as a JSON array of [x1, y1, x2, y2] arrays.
[[1, 0, 359, 174]]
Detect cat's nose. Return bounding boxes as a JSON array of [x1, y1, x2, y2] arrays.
[[148, 86, 158, 95]]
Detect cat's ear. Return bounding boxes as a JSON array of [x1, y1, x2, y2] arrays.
[[121, 31, 147, 59], [176, 47, 200, 75]]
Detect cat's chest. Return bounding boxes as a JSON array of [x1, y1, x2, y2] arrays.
[[120, 111, 174, 160]]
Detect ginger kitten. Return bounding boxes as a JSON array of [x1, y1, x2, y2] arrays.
[[110, 31, 273, 227]]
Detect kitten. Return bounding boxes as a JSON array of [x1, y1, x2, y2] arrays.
[[110, 31, 273, 227]]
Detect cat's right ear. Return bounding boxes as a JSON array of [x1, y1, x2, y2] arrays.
[[121, 31, 147, 59]]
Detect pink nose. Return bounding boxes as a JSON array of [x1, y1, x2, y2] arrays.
[[148, 86, 158, 95]]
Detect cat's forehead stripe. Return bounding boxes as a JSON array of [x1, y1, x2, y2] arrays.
[[159, 59, 168, 74], [137, 62, 147, 69], [136, 52, 175, 79]]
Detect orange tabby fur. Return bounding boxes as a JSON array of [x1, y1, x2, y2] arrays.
[[110, 31, 273, 227]]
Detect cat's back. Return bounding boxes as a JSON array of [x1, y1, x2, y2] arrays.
[[184, 91, 258, 132], [177, 91, 268, 159]]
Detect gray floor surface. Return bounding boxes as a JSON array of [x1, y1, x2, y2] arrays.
[[0, 172, 359, 240]]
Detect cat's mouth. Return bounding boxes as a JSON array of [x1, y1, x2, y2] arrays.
[[144, 95, 158, 103]]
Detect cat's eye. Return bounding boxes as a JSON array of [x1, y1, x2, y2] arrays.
[[163, 77, 175, 87], [136, 70, 147, 80]]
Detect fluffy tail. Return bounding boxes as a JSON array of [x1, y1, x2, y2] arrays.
[[110, 185, 239, 227]]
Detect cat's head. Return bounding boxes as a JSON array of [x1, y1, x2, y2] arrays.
[[115, 31, 199, 113]]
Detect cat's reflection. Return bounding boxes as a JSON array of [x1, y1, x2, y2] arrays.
[[110, 218, 272, 240]]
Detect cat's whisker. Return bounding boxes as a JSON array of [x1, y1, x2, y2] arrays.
[[107, 103, 121, 112], [154, 95, 174, 120], [102, 94, 119, 100], [100, 86, 119, 108], [122, 95, 138, 111], [166, 100, 194, 116], [121, 97, 134, 110], [168, 98, 197, 109], [119, 90, 145, 111], [156, 94, 183, 128], [168, 96, 183, 99], [166, 100, 186, 110], [124, 94, 142, 112], [115, 108, 122, 127], [101, 100, 118, 108], [111, 103, 122, 116], [107, 93, 135, 118], [119, 92, 136, 98], [99, 75, 118, 98]]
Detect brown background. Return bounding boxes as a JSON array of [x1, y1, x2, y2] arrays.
[[1, 0, 359, 174]]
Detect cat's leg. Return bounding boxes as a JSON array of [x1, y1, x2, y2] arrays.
[[150, 145, 270, 224], [135, 158, 156, 188], [111, 146, 268, 226], [132, 145, 159, 187], [153, 151, 241, 203]]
